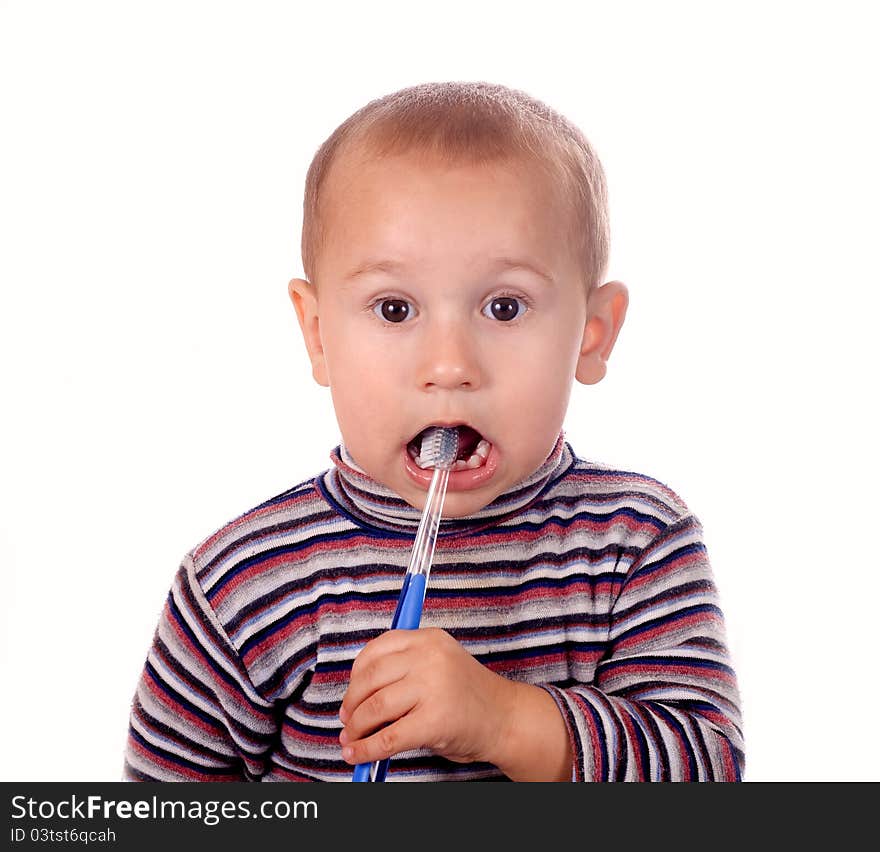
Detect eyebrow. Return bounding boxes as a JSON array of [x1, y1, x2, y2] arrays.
[[342, 256, 555, 285]]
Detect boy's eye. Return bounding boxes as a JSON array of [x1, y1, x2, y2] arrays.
[[482, 296, 526, 322], [373, 298, 412, 323]]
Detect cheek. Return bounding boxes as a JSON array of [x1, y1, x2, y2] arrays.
[[323, 324, 394, 390], [496, 329, 579, 434], [499, 360, 572, 428], [500, 323, 581, 391], [323, 335, 403, 443], [523, 373, 573, 432], [329, 372, 393, 426]]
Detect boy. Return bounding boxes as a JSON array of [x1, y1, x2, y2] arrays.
[[124, 81, 744, 782]]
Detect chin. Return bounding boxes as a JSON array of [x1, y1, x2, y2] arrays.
[[437, 488, 501, 519]]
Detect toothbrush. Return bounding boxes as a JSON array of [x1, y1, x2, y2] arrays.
[[352, 426, 460, 783]]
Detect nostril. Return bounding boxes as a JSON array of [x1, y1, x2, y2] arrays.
[[422, 384, 475, 392], [419, 357, 480, 390]]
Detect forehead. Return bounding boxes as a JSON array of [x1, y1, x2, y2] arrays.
[[316, 147, 577, 283]]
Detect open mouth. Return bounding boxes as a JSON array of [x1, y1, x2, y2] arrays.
[[406, 424, 492, 471]]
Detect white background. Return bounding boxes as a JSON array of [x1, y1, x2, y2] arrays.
[[1, 0, 877, 782]]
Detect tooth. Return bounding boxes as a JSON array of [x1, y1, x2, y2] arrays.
[[475, 440, 490, 459], [466, 454, 482, 468], [453, 459, 468, 471]]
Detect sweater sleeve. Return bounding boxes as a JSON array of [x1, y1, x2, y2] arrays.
[[123, 555, 279, 781], [541, 515, 745, 781]]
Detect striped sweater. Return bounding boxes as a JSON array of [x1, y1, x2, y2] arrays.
[[124, 435, 744, 781]]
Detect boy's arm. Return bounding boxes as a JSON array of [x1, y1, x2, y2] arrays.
[[123, 556, 278, 781], [505, 514, 744, 782]]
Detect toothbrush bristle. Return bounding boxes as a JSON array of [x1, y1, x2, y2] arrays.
[[419, 427, 460, 469]]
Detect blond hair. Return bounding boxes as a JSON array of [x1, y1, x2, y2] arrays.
[[301, 81, 609, 290]]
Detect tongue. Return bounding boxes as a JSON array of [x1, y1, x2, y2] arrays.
[[453, 426, 482, 460]]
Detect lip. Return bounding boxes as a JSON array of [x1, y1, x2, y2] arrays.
[[402, 440, 500, 491]]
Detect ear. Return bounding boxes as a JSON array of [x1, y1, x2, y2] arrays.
[[288, 278, 329, 387], [575, 280, 629, 385]]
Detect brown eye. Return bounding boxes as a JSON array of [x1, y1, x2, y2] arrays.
[[374, 299, 412, 323], [483, 296, 525, 322]]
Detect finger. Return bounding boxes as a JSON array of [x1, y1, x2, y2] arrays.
[[350, 628, 421, 677], [341, 704, 427, 766], [340, 649, 411, 723], [341, 668, 418, 743]]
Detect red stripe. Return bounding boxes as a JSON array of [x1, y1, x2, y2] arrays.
[[436, 514, 654, 553], [281, 725, 339, 747], [581, 695, 606, 781], [615, 610, 719, 652], [624, 549, 703, 594], [602, 660, 736, 686], [431, 578, 617, 611], [310, 669, 351, 686], [721, 737, 738, 781], [489, 649, 567, 675], [619, 709, 646, 780], [267, 765, 320, 781], [657, 706, 693, 781]]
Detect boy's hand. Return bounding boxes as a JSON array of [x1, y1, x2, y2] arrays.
[[339, 628, 572, 780], [339, 627, 516, 768]]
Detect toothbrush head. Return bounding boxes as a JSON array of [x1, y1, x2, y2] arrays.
[[418, 426, 460, 470]]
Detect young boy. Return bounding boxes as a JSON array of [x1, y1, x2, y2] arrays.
[[124, 82, 744, 782]]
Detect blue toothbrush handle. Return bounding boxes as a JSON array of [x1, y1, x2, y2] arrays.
[[352, 762, 372, 782], [395, 573, 427, 630], [351, 573, 428, 782]]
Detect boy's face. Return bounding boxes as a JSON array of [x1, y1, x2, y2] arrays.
[[290, 148, 626, 517]]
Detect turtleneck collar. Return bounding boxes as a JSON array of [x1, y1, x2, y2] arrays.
[[317, 432, 575, 536]]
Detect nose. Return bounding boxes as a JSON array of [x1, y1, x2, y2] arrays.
[[416, 318, 482, 391]]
